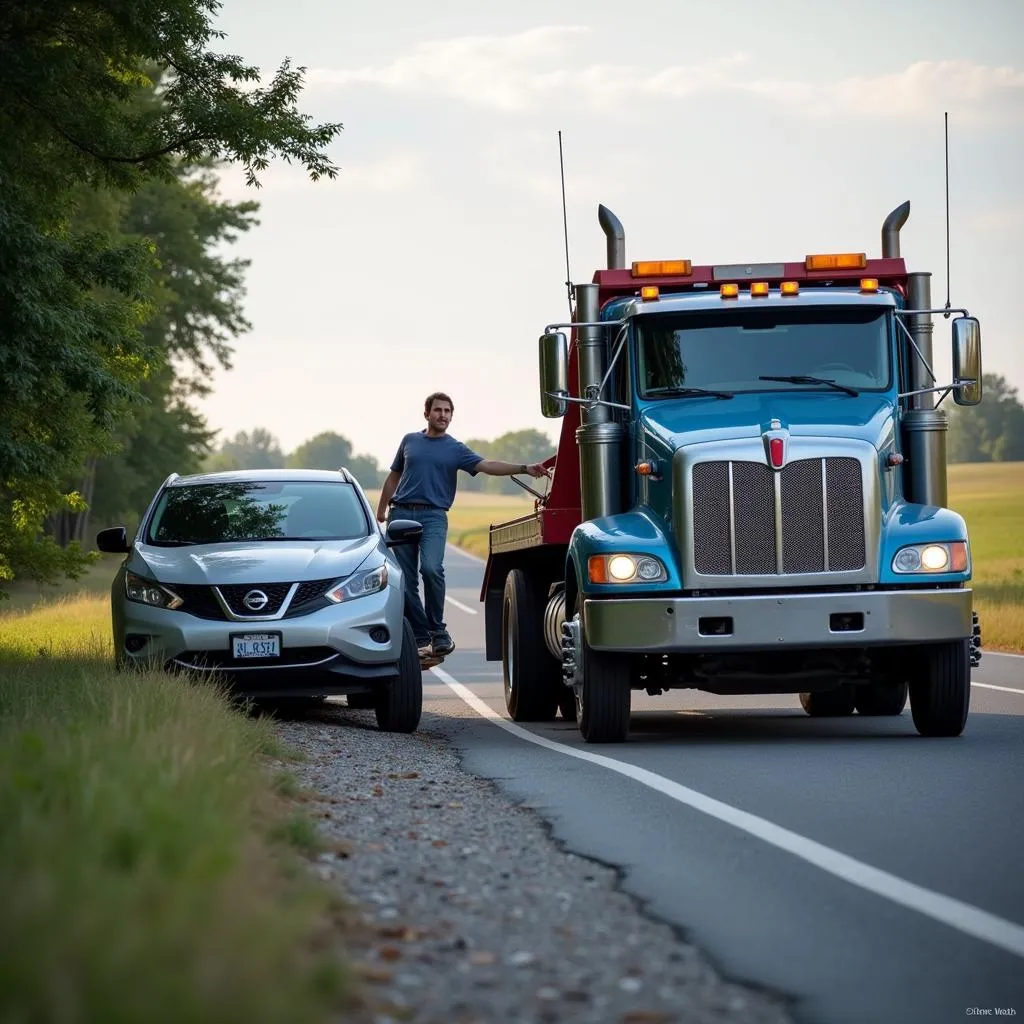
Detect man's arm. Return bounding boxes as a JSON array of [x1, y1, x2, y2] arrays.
[[376, 470, 402, 522], [475, 459, 552, 479]]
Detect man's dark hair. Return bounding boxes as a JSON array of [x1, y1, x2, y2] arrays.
[[424, 392, 454, 415]]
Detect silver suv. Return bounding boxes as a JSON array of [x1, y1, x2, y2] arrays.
[[96, 468, 424, 732]]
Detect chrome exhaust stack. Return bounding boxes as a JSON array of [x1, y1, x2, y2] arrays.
[[881, 200, 910, 258], [573, 204, 626, 522]]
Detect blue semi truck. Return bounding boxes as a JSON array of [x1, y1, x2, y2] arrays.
[[481, 201, 984, 743]]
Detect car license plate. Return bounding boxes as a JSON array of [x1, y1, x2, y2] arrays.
[[231, 633, 280, 659]]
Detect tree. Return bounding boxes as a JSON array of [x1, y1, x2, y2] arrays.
[[285, 432, 385, 488], [947, 374, 1024, 463], [0, 0, 341, 591], [287, 433, 353, 472], [208, 429, 286, 471]]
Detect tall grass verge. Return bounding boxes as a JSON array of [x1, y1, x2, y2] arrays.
[[0, 597, 351, 1023]]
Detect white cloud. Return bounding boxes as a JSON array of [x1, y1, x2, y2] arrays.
[[310, 25, 591, 112], [213, 153, 423, 202], [309, 27, 1024, 121]]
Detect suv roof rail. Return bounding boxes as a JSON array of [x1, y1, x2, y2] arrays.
[[337, 466, 355, 484]]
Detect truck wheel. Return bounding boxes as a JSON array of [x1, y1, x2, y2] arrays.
[[574, 611, 630, 743], [799, 685, 856, 717], [909, 640, 970, 737], [854, 682, 908, 716], [502, 569, 560, 721], [375, 618, 423, 733]]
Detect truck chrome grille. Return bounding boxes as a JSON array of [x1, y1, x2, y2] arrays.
[[693, 457, 865, 575]]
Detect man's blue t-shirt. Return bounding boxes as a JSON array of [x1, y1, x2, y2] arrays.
[[390, 431, 483, 510]]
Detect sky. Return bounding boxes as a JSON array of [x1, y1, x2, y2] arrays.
[[198, 0, 1024, 469]]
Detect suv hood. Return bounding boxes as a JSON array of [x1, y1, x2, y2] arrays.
[[641, 392, 897, 451], [133, 535, 382, 585]]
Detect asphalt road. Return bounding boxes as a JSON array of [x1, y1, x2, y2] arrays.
[[424, 545, 1024, 1024]]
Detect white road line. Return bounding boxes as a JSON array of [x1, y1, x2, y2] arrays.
[[973, 682, 1024, 696], [432, 666, 1024, 960], [445, 595, 478, 615]]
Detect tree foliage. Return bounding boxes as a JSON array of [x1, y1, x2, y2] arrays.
[[0, 0, 341, 590], [207, 429, 286, 472], [460, 429, 556, 494], [286, 432, 386, 487], [947, 374, 1024, 464]]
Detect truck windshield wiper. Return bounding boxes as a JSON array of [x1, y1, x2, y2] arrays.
[[758, 375, 859, 397], [644, 386, 734, 400]]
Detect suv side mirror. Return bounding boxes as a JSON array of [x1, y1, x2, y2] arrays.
[[952, 316, 982, 407], [385, 519, 423, 547], [539, 332, 569, 418], [96, 526, 131, 554]]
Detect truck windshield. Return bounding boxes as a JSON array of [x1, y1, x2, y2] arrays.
[[636, 306, 890, 398]]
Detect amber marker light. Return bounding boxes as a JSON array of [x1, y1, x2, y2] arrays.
[[805, 252, 867, 271]]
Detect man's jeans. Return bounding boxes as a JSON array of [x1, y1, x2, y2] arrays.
[[389, 507, 448, 646]]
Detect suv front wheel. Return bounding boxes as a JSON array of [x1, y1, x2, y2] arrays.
[[375, 618, 423, 733]]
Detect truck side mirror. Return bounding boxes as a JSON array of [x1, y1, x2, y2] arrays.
[[539, 331, 569, 418], [952, 316, 982, 407]]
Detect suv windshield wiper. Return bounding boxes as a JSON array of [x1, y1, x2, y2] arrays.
[[644, 386, 734, 400], [758, 375, 859, 397], [147, 539, 196, 547]]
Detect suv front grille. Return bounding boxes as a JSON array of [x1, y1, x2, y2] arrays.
[[693, 457, 865, 576], [217, 582, 293, 616], [170, 578, 341, 620]]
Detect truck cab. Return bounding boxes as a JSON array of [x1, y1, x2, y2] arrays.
[[482, 202, 983, 743]]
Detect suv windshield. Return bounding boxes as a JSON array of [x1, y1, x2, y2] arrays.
[[637, 306, 891, 397], [146, 481, 369, 546]]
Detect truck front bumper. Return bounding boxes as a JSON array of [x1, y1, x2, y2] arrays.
[[583, 588, 972, 653]]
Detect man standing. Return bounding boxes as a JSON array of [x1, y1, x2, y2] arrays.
[[376, 392, 551, 660]]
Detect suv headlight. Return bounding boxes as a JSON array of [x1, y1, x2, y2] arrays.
[[587, 554, 668, 584], [125, 571, 184, 610], [891, 541, 968, 574], [326, 564, 388, 603]]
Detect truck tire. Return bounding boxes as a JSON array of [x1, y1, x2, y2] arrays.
[[375, 618, 423, 733], [854, 681, 908, 716], [575, 611, 630, 743], [799, 685, 856, 717], [502, 569, 560, 721], [909, 639, 970, 737]]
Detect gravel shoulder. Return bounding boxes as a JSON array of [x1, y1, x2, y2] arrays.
[[271, 702, 796, 1024]]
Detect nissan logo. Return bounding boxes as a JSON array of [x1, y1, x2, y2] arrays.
[[243, 589, 269, 611]]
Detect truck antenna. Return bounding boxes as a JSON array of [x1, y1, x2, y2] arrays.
[[943, 111, 951, 317], [558, 130, 573, 319]]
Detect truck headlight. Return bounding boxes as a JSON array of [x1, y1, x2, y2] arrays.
[[125, 571, 184, 610], [891, 542, 968, 574], [588, 554, 667, 583], [326, 564, 388, 603]]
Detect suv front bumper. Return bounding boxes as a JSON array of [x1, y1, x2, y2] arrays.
[[583, 588, 972, 652]]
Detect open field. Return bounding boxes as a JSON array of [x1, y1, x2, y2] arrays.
[[947, 462, 1024, 653], [0, 599, 353, 1022]]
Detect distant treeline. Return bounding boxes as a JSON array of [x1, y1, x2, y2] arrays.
[[204, 427, 558, 496], [947, 374, 1024, 463]]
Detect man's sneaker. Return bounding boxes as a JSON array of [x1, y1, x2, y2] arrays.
[[431, 632, 455, 657]]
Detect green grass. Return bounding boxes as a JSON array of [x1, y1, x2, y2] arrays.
[[948, 462, 1024, 653], [0, 597, 354, 1024]]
